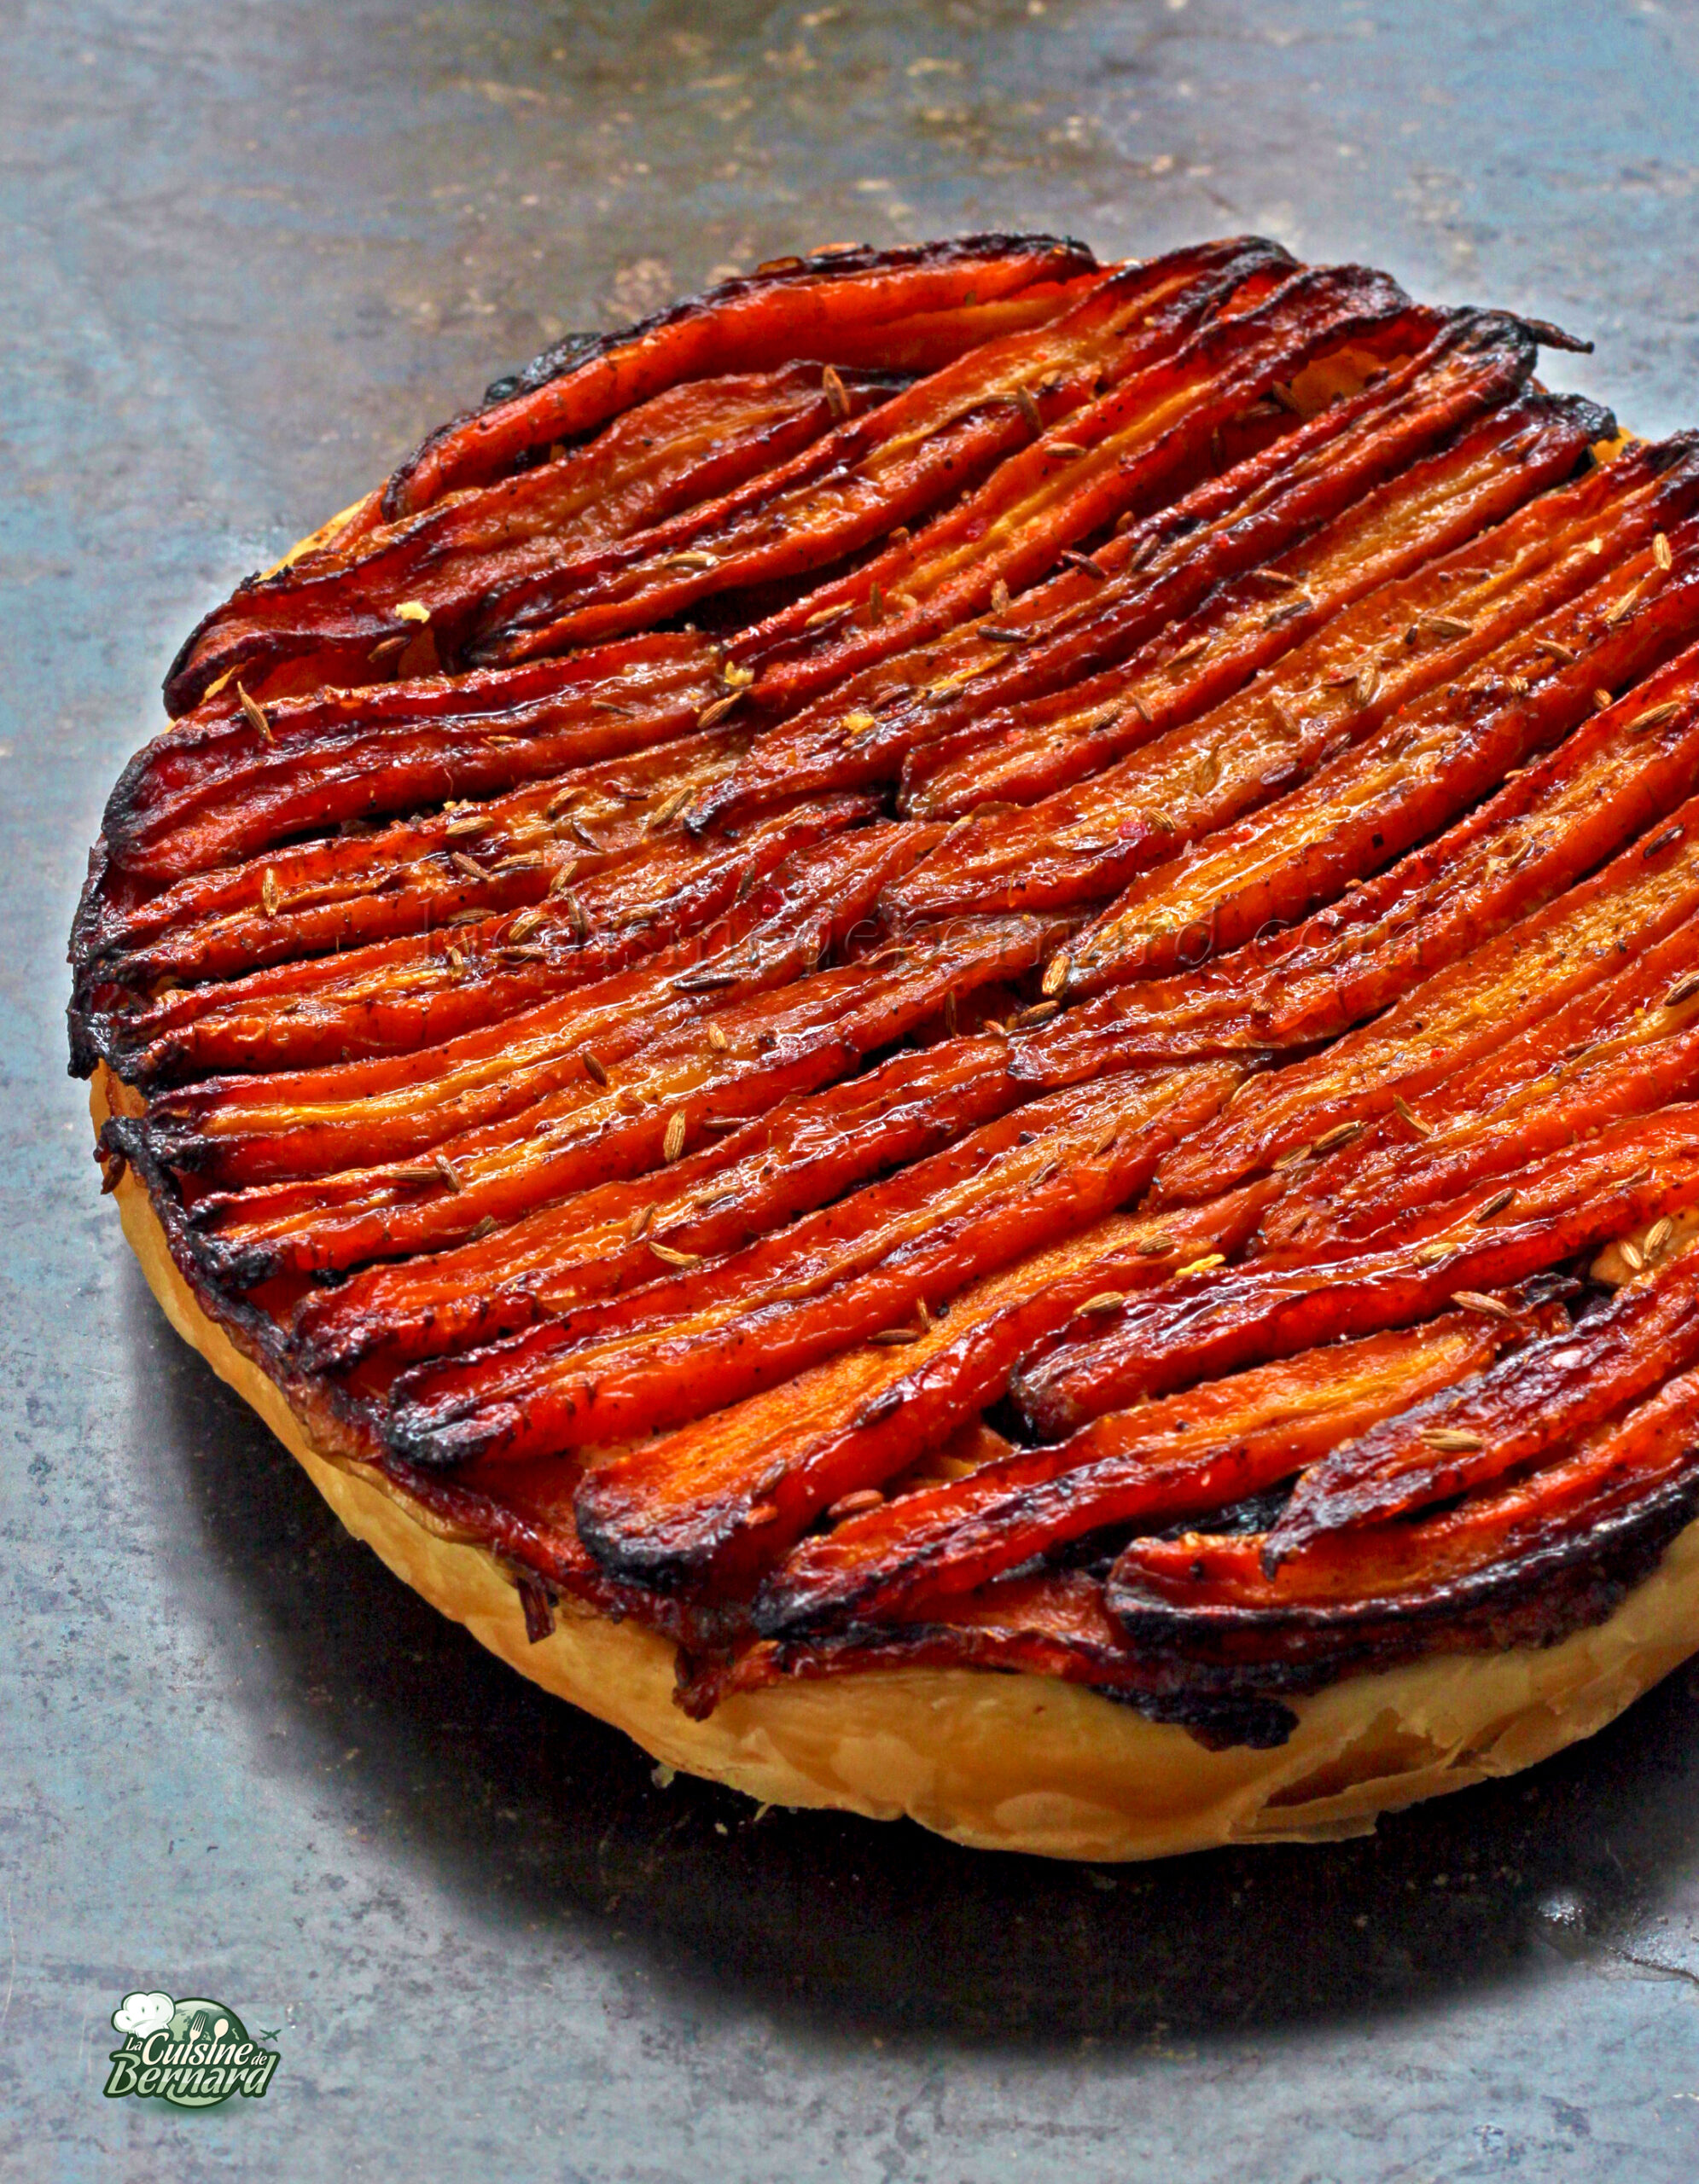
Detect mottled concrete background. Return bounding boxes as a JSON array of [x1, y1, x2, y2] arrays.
[[6, 3, 1699, 2179]]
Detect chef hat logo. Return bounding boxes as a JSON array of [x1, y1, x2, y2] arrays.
[[113, 1991, 176, 2038]]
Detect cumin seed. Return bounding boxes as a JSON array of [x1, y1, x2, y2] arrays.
[[236, 682, 272, 743], [1606, 584, 1644, 627], [1452, 1290, 1512, 1320], [827, 1489, 886, 1521]]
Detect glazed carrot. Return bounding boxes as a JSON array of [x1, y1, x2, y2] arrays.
[[154, 911, 1061, 1283], [758, 1314, 1511, 1632], [111, 633, 720, 885], [1013, 1105, 1699, 1438], [290, 1028, 1040, 1372], [1111, 1364, 1699, 1624], [155, 367, 904, 711], [1061, 518, 1699, 992], [112, 795, 879, 1086], [384, 235, 1101, 518], [667, 299, 1506, 822], [1264, 1245, 1699, 1556], [563, 1076, 1251, 1593], [474, 241, 1297, 663], [885, 435, 1699, 928], [1151, 779, 1699, 1205]]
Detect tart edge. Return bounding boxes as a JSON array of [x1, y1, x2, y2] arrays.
[[92, 1062, 1699, 1862]]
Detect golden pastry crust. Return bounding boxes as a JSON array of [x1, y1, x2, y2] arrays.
[[96, 1066, 1699, 1862]]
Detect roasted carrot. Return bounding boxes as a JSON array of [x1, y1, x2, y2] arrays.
[[759, 1313, 1512, 1633]]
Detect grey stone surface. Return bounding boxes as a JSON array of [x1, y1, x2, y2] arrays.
[[5, 2, 1699, 2177]]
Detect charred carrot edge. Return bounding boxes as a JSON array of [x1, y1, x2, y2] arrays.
[[466, 242, 1290, 665], [754, 1312, 1516, 1634], [383, 235, 1101, 522], [157, 368, 909, 715], [567, 1070, 1248, 1596], [1265, 1245, 1699, 1557]]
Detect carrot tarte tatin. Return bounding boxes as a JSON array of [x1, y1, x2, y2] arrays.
[[72, 235, 1699, 1857]]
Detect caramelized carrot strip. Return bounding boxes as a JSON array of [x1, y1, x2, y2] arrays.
[[157, 368, 904, 712], [1116, 1363, 1699, 1623], [1062, 520, 1699, 993], [79, 723, 754, 1029], [564, 1075, 1250, 1594], [905, 380, 1578, 822], [668, 301, 1507, 822], [886, 435, 1697, 928], [1013, 1106, 1699, 1438], [385, 235, 1100, 519], [1264, 1245, 1699, 1557], [114, 796, 879, 1087], [474, 241, 1298, 663], [1153, 780, 1699, 1205], [388, 1066, 1225, 1470], [1011, 636, 1699, 1093], [109, 634, 719, 886], [290, 1029, 1039, 1372], [758, 1314, 1510, 1633], [148, 915, 1059, 1283]]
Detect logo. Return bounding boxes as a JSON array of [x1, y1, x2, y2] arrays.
[[103, 1991, 280, 2107]]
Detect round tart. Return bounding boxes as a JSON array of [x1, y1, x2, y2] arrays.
[[73, 235, 1699, 1858]]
